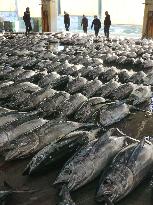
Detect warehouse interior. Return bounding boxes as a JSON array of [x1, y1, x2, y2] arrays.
[[0, 1, 153, 205]]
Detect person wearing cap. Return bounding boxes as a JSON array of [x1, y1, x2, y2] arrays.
[[91, 15, 101, 37], [64, 11, 70, 31], [104, 11, 111, 39], [81, 14, 88, 33], [23, 7, 32, 36]]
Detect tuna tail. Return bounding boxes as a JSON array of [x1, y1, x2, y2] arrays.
[[58, 184, 76, 205]]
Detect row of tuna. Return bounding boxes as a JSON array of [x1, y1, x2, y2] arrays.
[[1, 122, 153, 205], [0, 32, 153, 205], [1, 33, 153, 71]]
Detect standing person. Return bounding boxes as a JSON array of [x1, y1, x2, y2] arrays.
[[91, 15, 101, 37], [64, 11, 70, 31], [23, 7, 32, 36], [104, 11, 111, 39], [81, 14, 88, 33]]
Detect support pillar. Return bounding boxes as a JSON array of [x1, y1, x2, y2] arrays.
[[98, 0, 102, 20], [142, 0, 153, 38], [41, 0, 57, 32]]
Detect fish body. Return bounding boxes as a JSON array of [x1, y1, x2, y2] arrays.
[[96, 140, 153, 203]]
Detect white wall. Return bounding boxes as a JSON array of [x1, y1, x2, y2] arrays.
[[0, 0, 16, 11], [17, 0, 41, 17], [0, 0, 145, 25], [60, 0, 99, 16], [102, 0, 144, 25]]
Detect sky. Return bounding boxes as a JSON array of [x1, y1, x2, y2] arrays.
[[0, 0, 145, 25]]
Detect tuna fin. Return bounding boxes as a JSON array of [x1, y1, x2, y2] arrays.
[[104, 128, 126, 138], [127, 138, 145, 166], [94, 110, 101, 127], [22, 165, 30, 176], [58, 184, 76, 205]]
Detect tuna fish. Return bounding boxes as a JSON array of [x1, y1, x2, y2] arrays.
[[54, 128, 127, 205], [0, 80, 14, 89], [19, 86, 56, 111], [74, 97, 106, 123], [144, 72, 153, 85], [0, 111, 28, 127], [13, 70, 36, 83], [81, 79, 103, 98], [96, 139, 153, 204], [104, 54, 118, 65], [95, 102, 130, 127], [38, 91, 70, 118], [118, 69, 133, 83], [79, 66, 94, 78], [59, 93, 87, 118], [108, 83, 134, 100], [4, 90, 31, 109], [66, 76, 87, 94], [4, 120, 90, 160], [23, 128, 100, 175], [82, 66, 104, 81], [98, 67, 119, 83], [51, 75, 73, 91], [0, 82, 40, 99], [1, 67, 25, 81], [0, 117, 48, 150], [93, 79, 120, 98], [128, 71, 146, 84], [38, 72, 60, 88], [127, 85, 152, 105]]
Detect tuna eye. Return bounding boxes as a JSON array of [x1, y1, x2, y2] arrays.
[[64, 168, 72, 175], [103, 178, 111, 185]]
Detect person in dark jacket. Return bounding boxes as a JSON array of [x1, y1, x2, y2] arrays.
[[81, 15, 88, 33], [104, 11, 111, 38], [23, 7, 32, 36], [91, 15, 101, 37], [64, 11, 70, 31]]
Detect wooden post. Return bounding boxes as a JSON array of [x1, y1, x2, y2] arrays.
[[142, 0, 153, 38], [41, 0, 57, 32], [41, 0, 49, 32]]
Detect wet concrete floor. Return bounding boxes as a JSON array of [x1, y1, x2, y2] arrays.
[[0, 111, 153, 205]]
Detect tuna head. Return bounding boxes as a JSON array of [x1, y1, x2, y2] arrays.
[[96, 165, 133, 203], [96, 139, 153, 203]]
